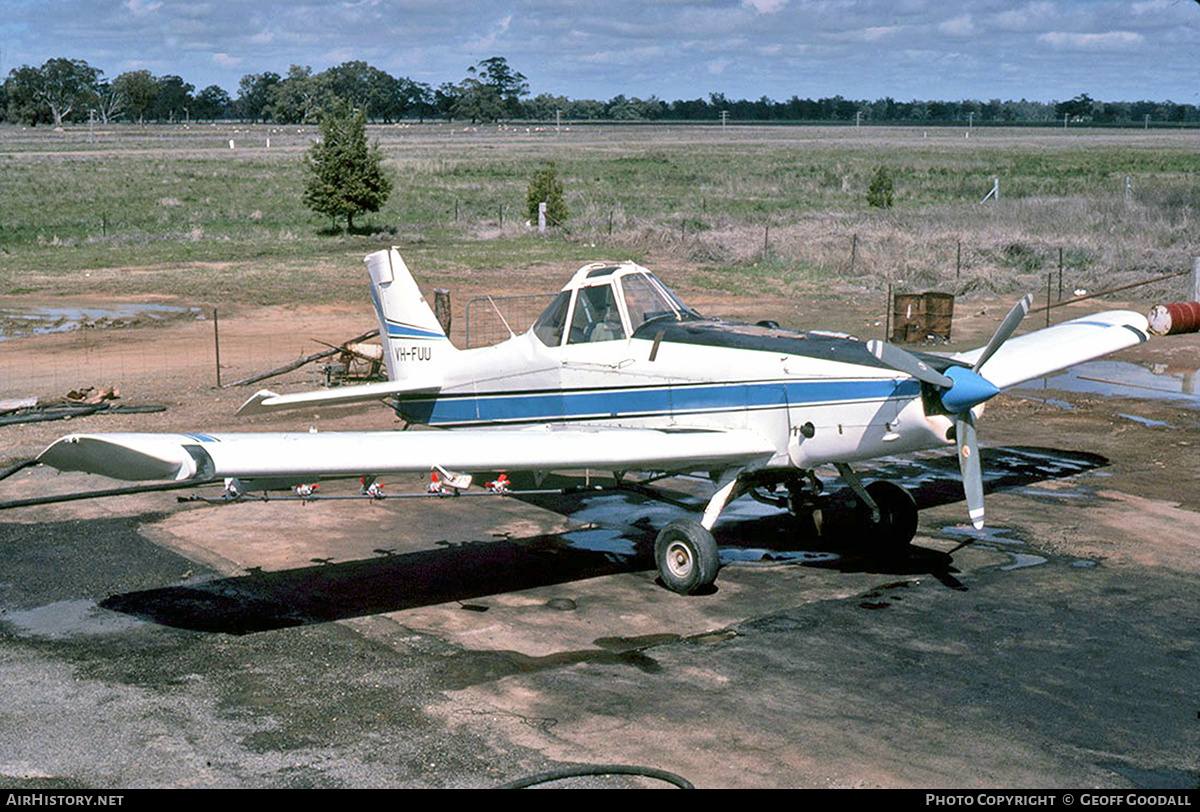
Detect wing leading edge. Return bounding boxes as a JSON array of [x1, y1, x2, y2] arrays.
[[235, 377, 442, 416], [38, 426, 777, 483], [952, 309, 1149, 390]]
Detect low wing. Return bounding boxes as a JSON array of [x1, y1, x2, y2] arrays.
[[38, 426, 776, 483], [236, 378, 441, 416], [952, 309, 1149, 390]]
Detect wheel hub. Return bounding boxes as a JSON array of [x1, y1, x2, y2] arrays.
[[666, 542, 693, 577]]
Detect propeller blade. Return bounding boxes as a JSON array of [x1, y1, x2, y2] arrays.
[[972, 294, 1034, 373], [866, 340, 954, 388], [956, 412, 985, 529]]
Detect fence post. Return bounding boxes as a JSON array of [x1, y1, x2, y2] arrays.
[[1046, 274, 1052, 328], [885, 284, 892, 341], [538, 202, 547, 233], [213, 308, 222, 388], [434, 289, 452, 335]]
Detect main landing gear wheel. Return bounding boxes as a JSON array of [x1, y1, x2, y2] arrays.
[[654, 519, 720, 595], [861, 481, 919, 552]]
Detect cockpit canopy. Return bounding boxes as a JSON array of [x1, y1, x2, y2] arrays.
[[532, 262, 700, 347]]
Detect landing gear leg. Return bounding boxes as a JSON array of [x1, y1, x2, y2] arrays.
[[835, 463, 918, 552], [862, 480, 918, 551]]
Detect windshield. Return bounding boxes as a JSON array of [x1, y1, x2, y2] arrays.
[[532, 290, 571, 346], [620, 273, 698, 333]]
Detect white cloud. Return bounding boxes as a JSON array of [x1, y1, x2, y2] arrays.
[[467, 14, 513, 52], [823, 26, 902, 44], [1130, 0, 1173, 14], [991, 3, 1057, 32], [321, 47, 357, 64], [742, 0, 788, 14], [212, 52, 242, 68], [860, 26, 900, 42], [123, 0, 163, 15], [1037, 31, 1144, 51], [938, 15, 975, 37], [708, 58, 731, 75], [578, 45, 665, 66]]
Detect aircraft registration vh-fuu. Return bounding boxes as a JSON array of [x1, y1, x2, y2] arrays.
[[37, 248, 1153, 594]]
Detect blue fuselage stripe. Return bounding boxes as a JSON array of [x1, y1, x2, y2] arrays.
[[397, 379, 920, 425], [385, 321, 444, 340]]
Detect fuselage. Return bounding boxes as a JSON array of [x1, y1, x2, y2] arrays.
[[390, 304, 954, 472]]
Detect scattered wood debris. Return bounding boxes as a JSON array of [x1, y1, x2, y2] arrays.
[[0, 387, 163, 427], [65, 386, 120, 404], [225, 328, 383, 388]]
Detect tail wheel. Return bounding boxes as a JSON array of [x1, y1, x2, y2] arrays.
[[862, 481, 918, 550], [654, 519, 720, 595]]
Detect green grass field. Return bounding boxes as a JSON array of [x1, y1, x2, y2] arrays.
[[2, 122, 1197, 306]]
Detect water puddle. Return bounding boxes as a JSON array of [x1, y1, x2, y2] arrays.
[[720, 548, 839, 565], [1014, 360, 1200, 408], [1098, 761, 1199, 790], [1010, 481, 1097, 501], [560, 526, 638, 557], [1014, 395, 1075, 411], [555, 491, 841, 565], [940, 525, 1048, 571], [1117, 413, 1176, 429], [0, 303, 203, 341], [996, 552, 1049, 571], [1, 598, 148, 638]]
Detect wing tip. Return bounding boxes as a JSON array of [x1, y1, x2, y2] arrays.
[[236, 389, 279, 417]]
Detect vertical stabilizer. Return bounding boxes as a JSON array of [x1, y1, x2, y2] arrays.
[[365, 248, 457, 382]]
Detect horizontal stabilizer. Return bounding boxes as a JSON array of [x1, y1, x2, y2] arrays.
[[952, 310, 1149, 390], [39, 426, 776, 483], [236, 379, 441, 416]]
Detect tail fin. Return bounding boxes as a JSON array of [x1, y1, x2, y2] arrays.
[[365, 248, 457, 382]]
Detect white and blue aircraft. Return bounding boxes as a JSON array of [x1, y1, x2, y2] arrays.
[[39, 248, 1151, 594]]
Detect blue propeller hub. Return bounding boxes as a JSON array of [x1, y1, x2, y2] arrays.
[[940, 365, 1001, 414]]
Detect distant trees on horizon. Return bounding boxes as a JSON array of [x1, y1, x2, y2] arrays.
[[3, 56, 1197, 128]]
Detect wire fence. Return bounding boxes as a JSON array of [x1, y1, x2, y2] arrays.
[[0, 292, 564, 399], [0, 314, 378, 399], [464, 293, 557, 348]]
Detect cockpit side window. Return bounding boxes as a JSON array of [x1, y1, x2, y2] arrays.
[[621, 273, 688, 333], [567, 284, 626, 344], [532, 290, 571, 347]]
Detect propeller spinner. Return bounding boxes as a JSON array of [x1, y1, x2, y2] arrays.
[[868, 294, 1033, 529]]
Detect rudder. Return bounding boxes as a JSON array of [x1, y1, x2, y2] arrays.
[[364, 247, 457, 382]]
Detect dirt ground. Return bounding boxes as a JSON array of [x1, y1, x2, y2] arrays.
[[1, 265, 1198, 789]]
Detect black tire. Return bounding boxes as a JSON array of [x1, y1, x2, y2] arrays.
[[654, 519, 720, 595], [862, 481, 918, 550]]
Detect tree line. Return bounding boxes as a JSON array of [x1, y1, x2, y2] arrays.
[[4, 55, 1198, 128]]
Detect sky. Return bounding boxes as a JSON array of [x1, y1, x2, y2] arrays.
[[2, 0, 1198, 104]]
